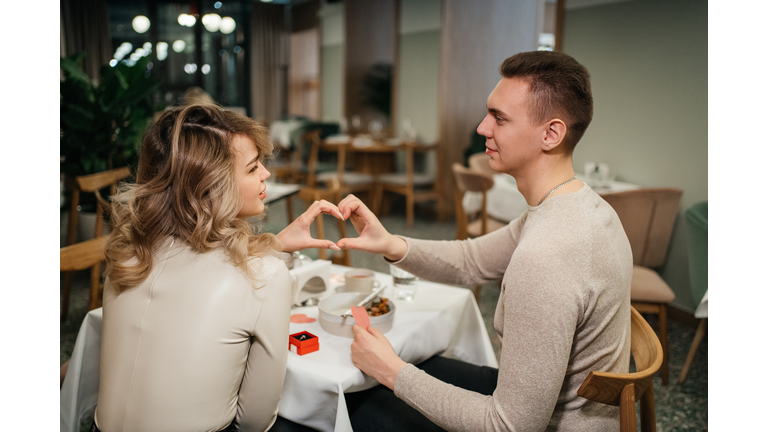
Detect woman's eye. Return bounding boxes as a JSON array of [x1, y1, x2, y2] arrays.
[[249, 165, 258, 173]]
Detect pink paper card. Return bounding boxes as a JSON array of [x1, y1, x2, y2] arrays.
[[351, 306, 370, 330]]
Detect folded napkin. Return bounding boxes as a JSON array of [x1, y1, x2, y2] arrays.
[[325, 134, 350, 144], [352, 136, 374, 148]]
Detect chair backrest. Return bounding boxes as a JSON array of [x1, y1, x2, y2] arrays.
[[302, 129, 323, 188], [600, 188, 682, 268], [468, 152, 496, 177], [452, 163, 495, 240], [577, 306, 663, 432], [60, 236, 108, 272], [685, 201, 708, 306]]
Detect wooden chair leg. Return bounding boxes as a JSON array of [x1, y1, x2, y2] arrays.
[[315, 215, 327, 260], [473, 285, 481, 303], [335, 217, 352, 267], [677, 318, 707, 385], [619, 384, 637, 432], [286, 196, 295, 223], [659, 304, 669, 385], [88, 262, 102, 311], [61, 271, 74, 321], [639, 381, 657, 432], [406, 191, 415, 228], [372, 183, 384, 215]]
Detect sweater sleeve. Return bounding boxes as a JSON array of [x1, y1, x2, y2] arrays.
[[390, 214, 525, 286], [235, 261, 292, 431], [393, 230, 584, 432]]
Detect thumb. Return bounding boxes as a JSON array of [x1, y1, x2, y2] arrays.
[[338, 236, 366, 250]]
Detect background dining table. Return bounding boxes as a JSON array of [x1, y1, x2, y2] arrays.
[[321, 134, 434, 175], [60, 263, 497, 432]]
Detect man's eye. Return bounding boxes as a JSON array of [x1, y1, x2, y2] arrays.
[[495, 117, 504, 123]]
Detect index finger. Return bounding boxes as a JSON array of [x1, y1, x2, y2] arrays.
[[337, 195, 372, 220], [304, 200, 344, 220]]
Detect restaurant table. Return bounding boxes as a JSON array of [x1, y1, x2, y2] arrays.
[[463, 172, 641, 223], [321, 135, 435, 176], [60, 264, 497, 432], [263, 181, 301, 204]]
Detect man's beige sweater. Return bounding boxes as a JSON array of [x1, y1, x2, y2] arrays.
[[391, 185, 633, 431]]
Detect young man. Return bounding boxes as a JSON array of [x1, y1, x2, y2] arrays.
[[336, 51, 633, 431]]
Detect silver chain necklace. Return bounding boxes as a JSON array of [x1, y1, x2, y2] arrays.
[[538, 177, 578, 206]]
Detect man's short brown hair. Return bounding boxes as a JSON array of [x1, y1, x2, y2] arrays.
[[499, 51, 593, 154]]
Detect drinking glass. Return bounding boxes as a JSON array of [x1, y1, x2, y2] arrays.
[[390, 264, 417, 301]]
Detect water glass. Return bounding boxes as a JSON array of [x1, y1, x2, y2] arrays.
[[390, 264, 417, 301]]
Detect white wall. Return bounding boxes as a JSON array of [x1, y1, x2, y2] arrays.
[[319, 2, 344, 121], [563, 0, 707, 311]]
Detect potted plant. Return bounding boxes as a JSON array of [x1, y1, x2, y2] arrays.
[[60, 52, 161, 240]]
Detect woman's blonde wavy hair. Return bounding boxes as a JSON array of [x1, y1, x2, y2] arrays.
[[105, 104, 281, 293]]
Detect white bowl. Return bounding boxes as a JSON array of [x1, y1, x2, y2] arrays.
[[317, 293, 396, 338]]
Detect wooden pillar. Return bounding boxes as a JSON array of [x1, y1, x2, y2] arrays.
[[344, 0, 397, 130], [437, 0, 540, 217]]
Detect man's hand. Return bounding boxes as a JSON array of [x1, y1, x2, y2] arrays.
[[336, 194, 407, 261], [276, 200, 343, 253], [350, 324, 407, 390]]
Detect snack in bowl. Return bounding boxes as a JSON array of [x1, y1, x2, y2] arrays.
[[366, 298, 391, 317], [317, 292, 396, 338]]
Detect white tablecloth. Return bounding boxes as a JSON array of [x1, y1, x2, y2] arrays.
[[60, 264, 497, 432], [463, 173, 641, 223]]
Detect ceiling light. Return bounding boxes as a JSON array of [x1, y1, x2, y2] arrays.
[[202, 13, 222, 32], [219, 17, 236, 34], [132, 15, 150, 34]]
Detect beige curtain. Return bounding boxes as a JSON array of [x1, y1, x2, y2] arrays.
[[249, 3, 288, 124], [60, 0, 112, 84]]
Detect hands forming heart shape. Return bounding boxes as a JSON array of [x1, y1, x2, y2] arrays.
[[275, 195, 408, 261]]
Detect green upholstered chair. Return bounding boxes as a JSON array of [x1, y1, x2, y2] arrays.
[[677, 201, 707, 384]]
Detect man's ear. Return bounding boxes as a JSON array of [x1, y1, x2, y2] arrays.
[[541, 119, 567, 152]]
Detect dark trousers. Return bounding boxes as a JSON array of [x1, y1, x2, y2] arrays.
[[345, 355, 499, 432]]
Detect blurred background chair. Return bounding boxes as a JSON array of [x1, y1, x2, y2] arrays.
[[677, 201, 707, 385], [61, 236, 108, 324], [313, 140, 377, 206], [468, 152, 496, 177], [451, 163, 506, 302], [600, 188, 683, 385], [578, 306, 663, 432], [373, 142, 442, 228], [295, 177, 351, 267], [62, 166, 130, 321]]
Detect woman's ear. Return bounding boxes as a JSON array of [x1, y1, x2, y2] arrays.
[[541, 119, 567, 152]]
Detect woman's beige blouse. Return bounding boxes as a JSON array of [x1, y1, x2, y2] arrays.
[[95, 241, 292, 432]]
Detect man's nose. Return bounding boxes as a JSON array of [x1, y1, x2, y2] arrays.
[[477, 115, 492, 137]]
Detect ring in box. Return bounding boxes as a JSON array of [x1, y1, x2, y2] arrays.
[[289, 331, 319, 356]]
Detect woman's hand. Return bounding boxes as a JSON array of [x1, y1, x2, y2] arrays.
[[276, 200, 343, 253], [336, 195, 407, 261], [350, 325, 406, 390]]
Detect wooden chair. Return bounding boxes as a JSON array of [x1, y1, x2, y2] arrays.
[[372, 142, 443, 228], [62, 166, 130, 321], [312, 137, 377, 204], [600, 188, 683, 385], [296, 177, 352, 267], [578, 306, 663, 432], [61, 236, 108, 318], [451, 163, 507, 301], [468, 152, 497, 177]]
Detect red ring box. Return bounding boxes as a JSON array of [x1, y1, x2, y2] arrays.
[[289, 331, 319, 355]]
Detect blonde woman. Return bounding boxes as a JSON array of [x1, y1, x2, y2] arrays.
[[93, 104, 341, 432]]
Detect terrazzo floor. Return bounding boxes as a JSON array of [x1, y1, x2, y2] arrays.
[[60, 195, 708, 431]]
